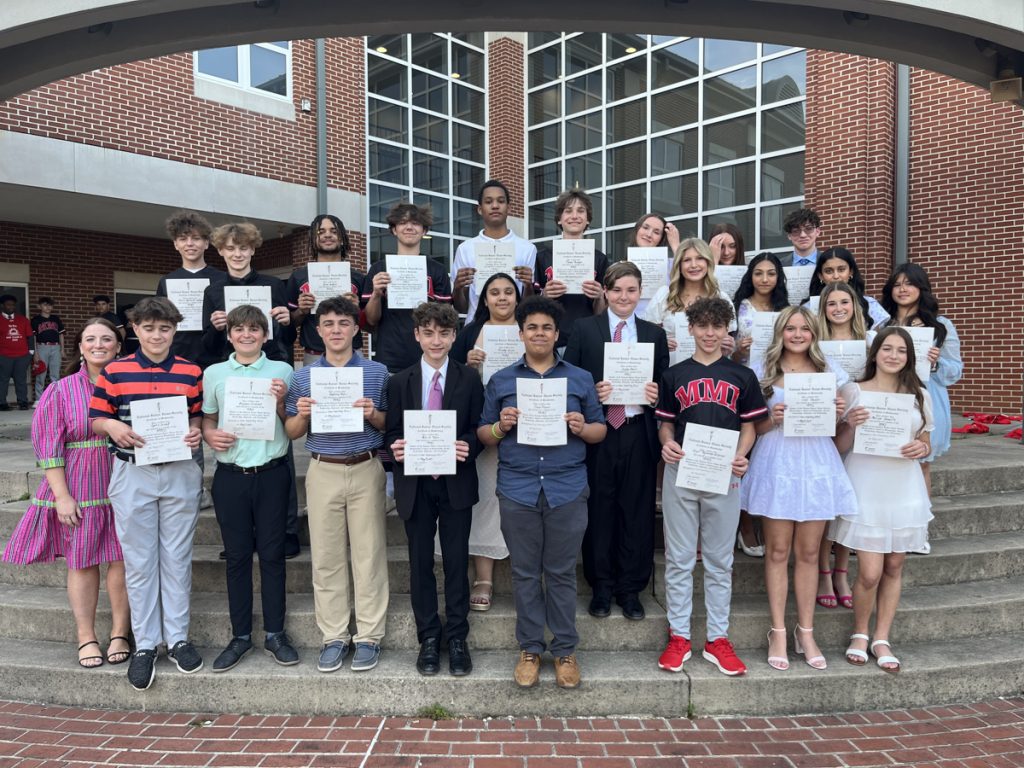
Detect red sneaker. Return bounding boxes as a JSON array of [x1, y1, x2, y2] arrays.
[[703, 637, 747, 676], [658, 632, 691, 672]]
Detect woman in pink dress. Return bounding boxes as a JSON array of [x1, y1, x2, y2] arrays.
[[2, 318, 131, 667]]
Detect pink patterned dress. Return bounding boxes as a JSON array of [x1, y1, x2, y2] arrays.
[[2, 368, 122, 569]]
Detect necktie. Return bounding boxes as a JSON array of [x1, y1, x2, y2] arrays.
[[427, 370, 443, 478], [796, 258, 810, 266], [606, 321, 627, 430]]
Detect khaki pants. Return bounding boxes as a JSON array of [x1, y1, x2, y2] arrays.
[[305, 457, 388, 645]]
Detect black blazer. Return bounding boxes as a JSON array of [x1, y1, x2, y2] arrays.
[[562, 311, 670, 457], [384, 359, 485, 521]]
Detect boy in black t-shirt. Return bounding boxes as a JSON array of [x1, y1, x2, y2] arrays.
[[31, 297, 64, 400], [655, 297, 768, 677]]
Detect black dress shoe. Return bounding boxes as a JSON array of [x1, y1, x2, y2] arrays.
[[284, 534, 301, 560], [416, 637, 440, 676], [588, 594, 612, 618], [264, 632, 299, 666], [448, 638, 472, 677], [618, 594, 646, 621]]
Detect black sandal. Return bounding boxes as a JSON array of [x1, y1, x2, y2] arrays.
[[106, 635, 132, 665], [78, 640, 104, 668]]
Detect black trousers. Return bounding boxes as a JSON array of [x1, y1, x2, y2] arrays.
[[404, 476, 472, 643], [583, 418, 656, 599], [212, 461, 289, 637]]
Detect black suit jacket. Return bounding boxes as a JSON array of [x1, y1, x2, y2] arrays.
[[562, 311, 670, 457], [384, 359, 485, 521]]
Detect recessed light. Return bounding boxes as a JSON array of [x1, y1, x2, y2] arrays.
[[625, 46, 637, 54], [375, 46, 388, 53], [451, 72, 461, 79]]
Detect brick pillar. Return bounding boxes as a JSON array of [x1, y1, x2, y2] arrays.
[[487, 34, 527, 221]]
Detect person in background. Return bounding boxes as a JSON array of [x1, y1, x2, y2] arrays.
[[0, 294, 34, 410], [806, 247, 889, 329], [31, 296, 65, 401], [708, 223, 746, 266], [92, 295, 125, 339], [628, 212, 680, 317], [779, 208, 822, 267]]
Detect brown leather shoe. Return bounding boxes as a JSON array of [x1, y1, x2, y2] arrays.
[[514, 651, 541, 688], [554, 654, 580, 689]]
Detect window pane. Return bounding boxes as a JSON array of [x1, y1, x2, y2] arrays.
[[530, 45, 560, 87], [412, 71, 446, 112], [608, 141, 645, 185], [704, 162, 755, 209], [761, 152, 804, 200], [704, 65, 757, 119], [368, 99, 407, 142], [566, 111, 604, 154], [370, 228, 396, 260], [453, 161, 484, 200], [607, 184, 646, 228], [609, 100, 646, 143], [653, 39, 699, 88], [762, 51, 806, 102], [368, 35, 405, 60], [607, 34, 647, 60], [530, 163, 561, 201], [607, 228, 633, 262], [705, 209, 755, 245], [652, 129, 697, 175], [197, 47, 238, 82], [453, 123, 485, 161], [704, 114, 756, 164], [530, 124, 561, 163], [588, 191, 603, 229], [760, 201, 801, 248], [453, 200, 479, 237], [413, 111, 447, 153], [567, 33, 602, 74], [250, 47, 286, 94], [367, 56, 406, 100], [704, 39, 757, 72], [413, 152, 448, 193], [370, 184, 405, 222], [652, 83, 698, 132], [452, 32, 485, 49], [763, 43, 792, 56], [651, 175, 698, 216], [607, 56, 646, 102], [529, 32, 561, 49], [453, 84, 484, 124], [419, 194, 450, 232], [529, 85, 561, 123], [530, 202, 556, 239], [566, 151, 603, 190], [369, 144, 407, 185], [762, 102, 805, 152], [452, 44, 484, 84], [411, 34, 446, 72], [566, 71, 602, 114], [421, 234, 450, 266]]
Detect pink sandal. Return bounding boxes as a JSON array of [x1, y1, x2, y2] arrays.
[[816, 569, 837, 609], [832, 568, 853, 609]]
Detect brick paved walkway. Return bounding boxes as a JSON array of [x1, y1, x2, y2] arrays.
[[1, 697, 1022, 767]]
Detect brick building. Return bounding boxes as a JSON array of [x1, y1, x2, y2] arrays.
[[0, 33, 1020, 410]]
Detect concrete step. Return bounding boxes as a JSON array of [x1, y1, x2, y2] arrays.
[[1, 575, 1019, 653], [928, 440, 1024, 496], [0, 632, 1021, 718]]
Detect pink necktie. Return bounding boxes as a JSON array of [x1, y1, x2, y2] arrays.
[[427, 371, 443, 478], [606, 321, 627, 430]]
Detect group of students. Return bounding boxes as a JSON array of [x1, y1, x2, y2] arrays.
[[1, 179, 962, 693]]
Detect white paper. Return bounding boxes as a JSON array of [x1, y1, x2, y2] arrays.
[[224, 285, 274, 341], [748, 311, 780, 368], [819, 340, 867, 380], [676, 424, 740, 495], [384, 255, 427, 309], [516, 377, 567, 446], [628, 247, 670, 299], [603, 342, 654, 405], [310, 366, 364, 433], [481, 325, 524, 385], [806, 295, 821, 315], [905, 326, 935, 383], [552, 239, 595, 295], [784, 372, 837, 437], [165, 279, 209, 332], [221, 377, 277, 441], [404, 410, 457, 476], [670, 313, 697, 366], [130, 396, 192, 466], [473, 243, 516, 294], [852, 390, 915, 458], [307, 261, 352, 311], [784, 265, 815, 306], [715, 265, 746, 303]]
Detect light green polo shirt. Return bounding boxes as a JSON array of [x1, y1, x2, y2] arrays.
[[202, 352, 294, 468]]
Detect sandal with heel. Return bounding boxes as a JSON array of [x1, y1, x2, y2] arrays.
[[794, 625, 827, 669], [816, 569, 838, 609], [766, 627, 789, 670], [469, 580, 493, 612], [845, 633, 869, 666], [832, 568, 853, 609]]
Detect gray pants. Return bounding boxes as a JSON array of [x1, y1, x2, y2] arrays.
[[662, 462, 740, 642], [109, 458, 203, 650], [499, 490, 588, 656], [34, 345, 61, 398], [0, 353, 30, 405]]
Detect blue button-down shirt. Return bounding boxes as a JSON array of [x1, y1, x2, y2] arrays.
[[480, 356, 604, 508], [792, 249, 819, 266]]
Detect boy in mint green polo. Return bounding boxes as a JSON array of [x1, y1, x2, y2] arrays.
[[201, 304, 297, 671]]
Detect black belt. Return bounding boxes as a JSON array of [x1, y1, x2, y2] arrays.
[[115, 453, 169, 467], [218, 456, 287, 474], [311, 450, 375, 466]]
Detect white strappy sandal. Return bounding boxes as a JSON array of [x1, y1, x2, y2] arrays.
[[845, 633, 869, 666], [870, 639, 901, 673], [766, 627, 789, 671]]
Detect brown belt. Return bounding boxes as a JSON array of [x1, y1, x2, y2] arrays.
[[311, 450, 375, 466]]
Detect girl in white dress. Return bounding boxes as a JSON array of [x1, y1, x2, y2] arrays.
[[831, 327, 934, 673]]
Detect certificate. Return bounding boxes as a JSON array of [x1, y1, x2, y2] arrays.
[[307, 261, 352, 311], [130, 396, 192, 466], [474, 242, 516, 294], [905, 326, 935, 383], [310, 366, 364, 433], [806, 295, 821, 315], [852, 390, 915, 458], [670, 313, 697, 366], [385, 255, 427, 309], [715, 265, 746, 303], [784, 372, 837, 437], [165, 278, 209, 332], [552, 239, 595, 295], [481, 324, 524, 385], [784, 265, 815, 306], [819, 340, 867, 380], [221, 377, 277, 441], [627, 247, 669, 299], [516, 377, 567, 446], [603, 342, 654, 405], [676, 424, 740, 495], [224, 285, 273, 340], [748, 311, 780, 368], [404, 410, 457, 476]]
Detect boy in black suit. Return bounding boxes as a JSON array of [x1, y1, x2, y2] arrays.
[[385, 302, 484, 677], [563, 261, 670, 621]]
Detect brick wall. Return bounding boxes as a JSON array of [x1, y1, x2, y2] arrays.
[[487, 37, 526, 218]]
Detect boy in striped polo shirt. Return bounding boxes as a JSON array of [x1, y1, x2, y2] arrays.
[[90, 296, 205, 691]]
